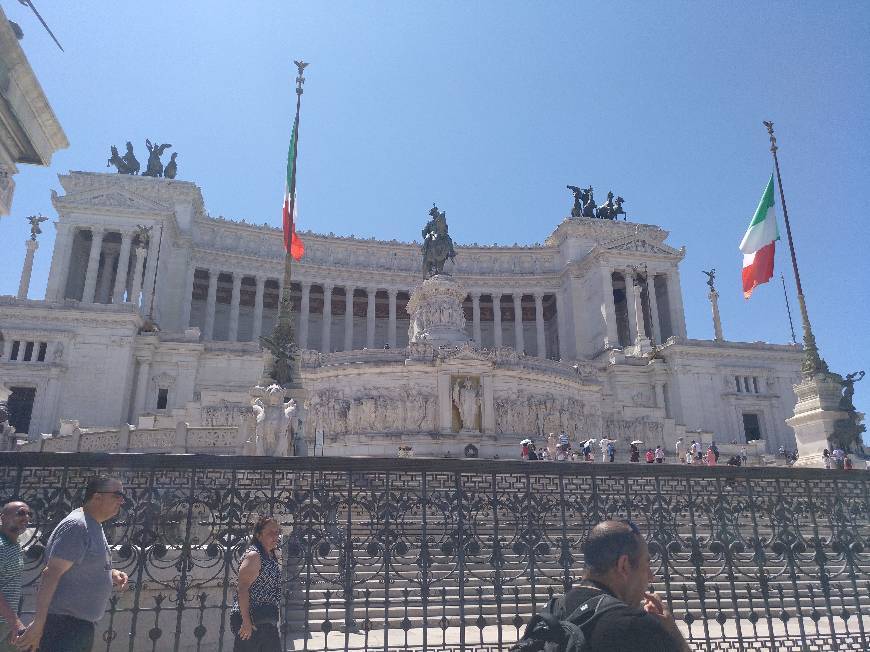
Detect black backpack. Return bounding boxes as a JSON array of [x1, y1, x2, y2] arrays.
[[509, 592, 623, 652]]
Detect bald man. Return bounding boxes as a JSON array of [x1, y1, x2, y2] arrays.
[[0, 501, 29, 651]]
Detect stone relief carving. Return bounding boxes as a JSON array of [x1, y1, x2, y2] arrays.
[[307, 386, 436, 436], [199, 401, 251, 427], [494, 391, 596, 438]]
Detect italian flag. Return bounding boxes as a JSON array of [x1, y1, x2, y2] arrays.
[[739, 174, 779, 299], [283, 120, 305, 261]]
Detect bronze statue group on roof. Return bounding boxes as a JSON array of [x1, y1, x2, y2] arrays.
[[107, 139, 178, 179], [567, 185, 626, 220]]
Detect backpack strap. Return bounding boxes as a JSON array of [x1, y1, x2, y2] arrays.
[[563, 593, 623, 629]]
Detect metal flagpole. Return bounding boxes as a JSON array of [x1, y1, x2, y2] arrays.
[[780, 274, 797, 345], [261, 61, 308, 387], [763, 121, 828, 376]]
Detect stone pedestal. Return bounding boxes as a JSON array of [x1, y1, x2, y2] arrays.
[[787, 373, 849, 467], [405, 274, 471, 348], [17, 239, 38, 298], [709, 289, 724, 341]]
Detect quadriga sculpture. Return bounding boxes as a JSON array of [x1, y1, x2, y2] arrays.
[[250, 384, 296, 456]]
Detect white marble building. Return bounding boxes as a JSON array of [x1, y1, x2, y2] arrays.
[[0, 171, 804, 457]]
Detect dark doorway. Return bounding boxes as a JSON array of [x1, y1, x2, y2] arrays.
[[8, 386, 36, 434], [742, 413, 762, 442]]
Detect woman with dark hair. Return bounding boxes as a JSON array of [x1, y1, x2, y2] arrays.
[[230, 516, 281, 652]]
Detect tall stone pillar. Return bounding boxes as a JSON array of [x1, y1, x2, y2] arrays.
[[17, 239, 38, 299], [365, 288, 377, 348], [624, 270, 639, 343], [141, 226, 160, 318], [112, 231, 134, 303], [129, 246, 147, 308], [81, 226, 105, 303], [492, 293, 503, 348], [709, 288, 724, 341], [132, 355, 152, 420], [321, 284, 334, 352], [344, 287, 355, 351], [600, 266, 618, 349], [646, 274, 662, 344], [387, 288, 397, 348], [471, 293, 481, 344], [204, 269, 218, 340], [665, 271, 688, 338], [228, 273, 242, 341], [254, 277, 267, 343], [512, 292, 524, 353], [534, 293, 546, 358], [95, 246, 118, 304], [180, 264, 196, 330], [45, 223, 74, 302], [633, 275, 647, 340]]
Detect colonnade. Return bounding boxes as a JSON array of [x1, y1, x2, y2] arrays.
[[185, 269, 560, 358], [46, 225, 153, 308], [601, 266, 684, 348]]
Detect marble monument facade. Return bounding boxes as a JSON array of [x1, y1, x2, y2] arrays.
[[0, 172, 804, 457]]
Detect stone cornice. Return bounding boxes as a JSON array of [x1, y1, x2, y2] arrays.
[[0, 296, 143, 329], [0, 6, 68, 164], [545, 217, 670, 247], [660, 337, 805, 365]]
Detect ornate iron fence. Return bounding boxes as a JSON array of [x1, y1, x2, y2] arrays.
[[1, 452, 868, 651]]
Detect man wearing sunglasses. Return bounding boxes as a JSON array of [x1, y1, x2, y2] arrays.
[[14, 477, 129, 652], [516, 520, 689, 651], [0, 501, 30, 652]]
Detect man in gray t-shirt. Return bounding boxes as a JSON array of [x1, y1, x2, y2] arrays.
[[14, 477, 128, 652]]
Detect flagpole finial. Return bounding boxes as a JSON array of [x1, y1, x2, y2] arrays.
[[763, 120, 777, 153]]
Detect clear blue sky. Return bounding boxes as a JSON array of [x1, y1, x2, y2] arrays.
[[2, 2, 868, 438]]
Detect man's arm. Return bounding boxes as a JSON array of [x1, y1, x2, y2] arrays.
[[0, 593, 23, 640], [13, 557, 73, 651]]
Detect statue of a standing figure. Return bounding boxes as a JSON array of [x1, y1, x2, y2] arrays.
[[840, 371, 865, 411], [122, 142, 140, 175], [26, 214, 48, 240], [581, 186, 597, 217], [164, 153, 178, 179], [702, 269, 716, 291], [142, 139, 172, 177], [421, 204, 456, 276], [249, 384, 297, 456], [452, 378, 480, 432]]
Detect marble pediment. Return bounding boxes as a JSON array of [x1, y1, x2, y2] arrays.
[[600, 234, 684, 258], [52, 187, 172, 215]]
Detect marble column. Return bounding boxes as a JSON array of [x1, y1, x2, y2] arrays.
[[321, 284, 333, 352], [512, 292, 524, 353], [180, 264, 196, 330], [141, 227, 160, 316], [228, 273, 242, 341], [633, 276, 647, 340], [297, 281, 310, 347], [112, 231, 134, 303], [17, 239, 38, 299], [45, 223, 73, 301], [266, 278, 279, 343], [366, 288, 377, 348], [129, 246, 147, 308], [665, 271, 687, 338], [95, 246, 118, 304], [624, 271, 639, 343], [471, 293, 482, 344], [344, 287, 355, 351], [492, 293, 503, 348], [646, 274, 662, 344], [534, 293, 546, 359], [132, 356, 152, 420], [709, 288, 724, 341], [204, 269, 218, 340], [81, 226, 105, 303], [387, 289, 397, 348], [600, 266, 618, 348]]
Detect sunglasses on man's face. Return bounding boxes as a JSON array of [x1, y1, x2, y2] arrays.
[[95, 491, 127, 499], [16, 509, 32, 518]]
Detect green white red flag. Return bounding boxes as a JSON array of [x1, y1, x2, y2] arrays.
[[283, 120, 305, 260], [739, 174, 779, 299]]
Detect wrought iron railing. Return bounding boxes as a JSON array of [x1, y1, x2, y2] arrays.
[[1, 452, 868, 651]]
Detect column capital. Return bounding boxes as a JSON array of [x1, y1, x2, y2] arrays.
[[387, 287, 398, 297], [344, 286, 355, 299], [367, 287, 379, 295], [89, 225, 106, 235], [512, 291, 523, 300], [231, 273, 242, 287], [491, 290, 503, 299], [534, 292, 544, 304], [299, 279, 311, 290], [470, 292, 481, 301], [323, 282, 335, 291]]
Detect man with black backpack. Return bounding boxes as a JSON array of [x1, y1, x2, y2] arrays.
[[511, 520, 689, 651]]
